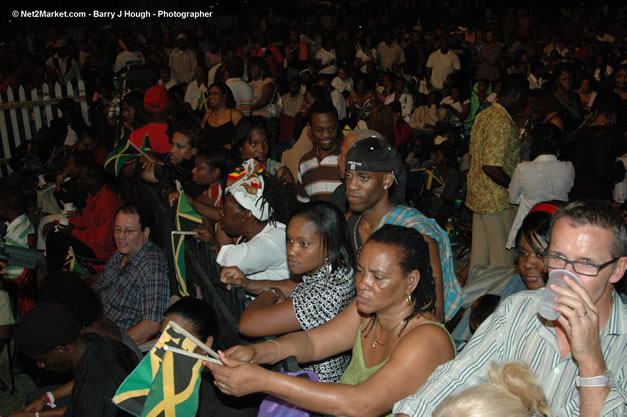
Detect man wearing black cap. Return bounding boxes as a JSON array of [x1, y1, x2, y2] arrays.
[[344, 137, 463, 323], [14, 302, 137, 417]]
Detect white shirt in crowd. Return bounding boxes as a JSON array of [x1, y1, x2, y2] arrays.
[[507, 154, 575, 248]]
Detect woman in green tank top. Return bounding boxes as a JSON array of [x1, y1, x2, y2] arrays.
[[206, 225, 456, 417]]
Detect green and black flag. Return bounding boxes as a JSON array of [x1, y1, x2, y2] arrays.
[[171, 192, 203, 297], [113, 322, 203, 417], [105, 134, 151, 176]]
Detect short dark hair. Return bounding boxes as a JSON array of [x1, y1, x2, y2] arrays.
[[591, 91, 621, 117], [289, 201, 354, 273], [165, 297, 218, 345], [499, 74, 529, 105], [232, 116, 268, 162], [195, 146, 234, 185], [168, 111, 203, 147], [529, 123, 562, 158], [516, 209, 556, 256], [469, 294, 501, 334], [115, 204, 152, 230], [551, 200, 627, 258], [40, 271, 104, 328], [366, 225, 435, 320], [226, 56, 245, 78], [0, 186, 26, 215], [307, 99, 337, 125]]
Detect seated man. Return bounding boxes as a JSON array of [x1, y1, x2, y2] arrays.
[[44, 163, 124, 274], [14, 302, 138, 417], [395, 199, 627, 417], [94, 205, 169, 345]]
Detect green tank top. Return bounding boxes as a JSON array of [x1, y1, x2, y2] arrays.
[[338, 320, 455, 417]]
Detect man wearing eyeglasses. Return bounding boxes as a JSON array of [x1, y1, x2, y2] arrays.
[[395, 199, 626, 417], [94, 205, 169, 345]]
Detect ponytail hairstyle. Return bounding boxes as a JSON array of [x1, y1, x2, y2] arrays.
[[366, 224, 435, 323], [433, 362, 552, 417]]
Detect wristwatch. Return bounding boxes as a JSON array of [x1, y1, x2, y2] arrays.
[[575, 370, 614, 388]]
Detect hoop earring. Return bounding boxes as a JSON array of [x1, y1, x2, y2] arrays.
[[406, 294, 412, 305]]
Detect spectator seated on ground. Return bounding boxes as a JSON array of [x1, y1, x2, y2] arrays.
[[13, 302, 138, 417], [206, 225, 455, 417], [221, 202, 355, 382], [93, 205, 169, 345], [452, 202, 561, 350], [212, 159, 296, 282], [395, 200, 627, 417], [44, 163, 123, 274], [432, 362, 550, 417]]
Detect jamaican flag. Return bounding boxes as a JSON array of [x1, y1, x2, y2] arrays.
[[63, 246, 91, 278], [198, 90, 210, 113], [113, 321, 203, 417], [412, 167, 444, 191], [171, 192, 202, 297], [105, 134, 151, 176]]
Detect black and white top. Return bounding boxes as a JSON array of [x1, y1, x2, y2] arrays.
[[289, 263, 355, 382]]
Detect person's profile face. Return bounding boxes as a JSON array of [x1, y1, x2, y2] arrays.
[[192, 156, 218, 186], [219, 194, 246, 238], [34, 347, 71, 373], [310, 112, 338, 151], [354, 241, 411, 315], [286, 216, 327, 276], [169, 132, 195, 166]]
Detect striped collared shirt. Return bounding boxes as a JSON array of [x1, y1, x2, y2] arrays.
[[296, 148, 341, 203], [394, 289, 626, 417]]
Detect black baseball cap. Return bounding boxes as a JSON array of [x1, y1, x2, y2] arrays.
[[344, 137, 402, 183]]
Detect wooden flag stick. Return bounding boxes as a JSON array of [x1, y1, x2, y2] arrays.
[[169, 321, 221, 360], [163, 345, 222, 365], [171, 231, 199, 236], [128, 140, 154, 163]]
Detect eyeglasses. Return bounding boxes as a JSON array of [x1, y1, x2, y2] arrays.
[[543, 254, 619, 276], [114, 228, 140, 236]]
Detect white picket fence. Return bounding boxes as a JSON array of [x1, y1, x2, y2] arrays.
[[0, 80, 90, 177]]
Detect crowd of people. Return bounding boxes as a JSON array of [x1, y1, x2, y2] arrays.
[[0, 2, 626, 417]]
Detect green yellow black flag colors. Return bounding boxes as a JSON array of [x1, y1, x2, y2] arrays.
[[171, 192, 202, 297], [113, 322, 203, 417], [105, 134, 152, 176]]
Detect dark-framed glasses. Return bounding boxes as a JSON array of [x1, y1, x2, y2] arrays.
[[543, 254, 619, 276]]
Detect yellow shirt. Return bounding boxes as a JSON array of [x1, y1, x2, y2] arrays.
[[466, 102, 520, 213]]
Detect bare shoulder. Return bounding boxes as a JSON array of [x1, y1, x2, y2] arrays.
[[393, 318, 454, 360]]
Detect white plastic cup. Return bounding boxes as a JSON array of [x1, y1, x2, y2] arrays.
[[38, 174, 47, 187], [537, 269, 583, 320], [58, 217, 69, 226], [63, 202, 75, 212]]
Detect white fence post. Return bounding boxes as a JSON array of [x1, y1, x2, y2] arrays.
[[6, 88, 23, 152], [19, 86, 32, 141], [42, 83, 53, 126], [32, 87, 43, 132]]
